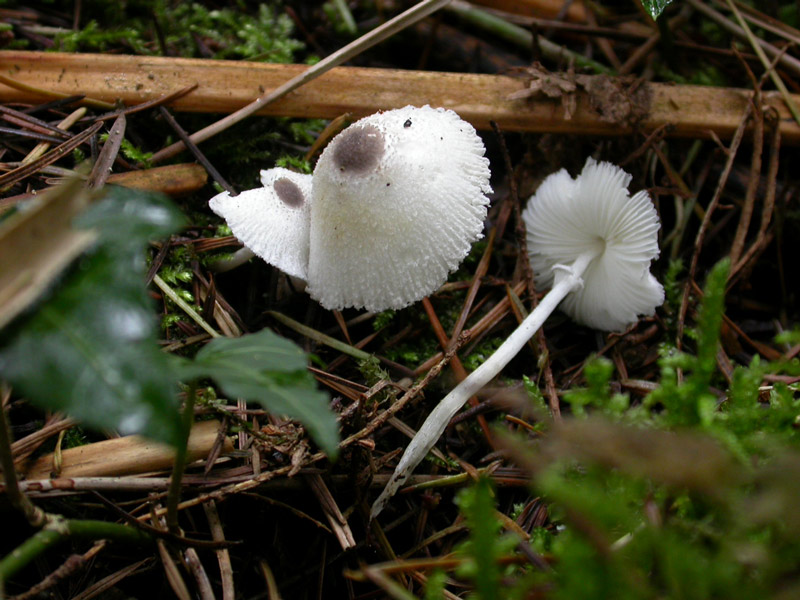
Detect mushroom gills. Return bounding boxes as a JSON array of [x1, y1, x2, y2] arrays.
[[208, 167, 313, 281]]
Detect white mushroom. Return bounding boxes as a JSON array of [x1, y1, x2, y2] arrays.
[[209, 167, 312, 280], [370, 157, 664, 519], [525, 158, 664, 331], [307, 105, 492, 312]]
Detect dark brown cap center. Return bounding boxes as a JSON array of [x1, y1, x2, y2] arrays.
[[273, 177, 305, 208], [332, 124, 385, 175]]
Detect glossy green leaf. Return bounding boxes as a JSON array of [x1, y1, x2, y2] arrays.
[[192, 327, 310, 373], [640, 0, 672, 20], [187, 329, 339, 458], [0, 186, 186, 446]]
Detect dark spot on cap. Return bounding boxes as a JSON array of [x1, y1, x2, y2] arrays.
[[273, 177, 304, 208], [332, 124, 385, 175], [404, 119, 412, 128]]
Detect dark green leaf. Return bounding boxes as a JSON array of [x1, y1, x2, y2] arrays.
[[193, 327, 310, 373], [640, 0, 672, 20], [0, 186, 185, 446], [187, 329, 339, 458]]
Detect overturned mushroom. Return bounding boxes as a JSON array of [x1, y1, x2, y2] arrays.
[[525, 158, 664, 331], [209, 167, 312, 280], [307, 105, 492, 312], [371, 158, 664, 519]]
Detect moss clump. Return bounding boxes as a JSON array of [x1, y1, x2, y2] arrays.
[[52, 1, 303, 62]]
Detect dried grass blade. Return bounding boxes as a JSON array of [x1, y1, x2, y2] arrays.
[[729, 97, 763, 267], [0, 105, 73, 138], [267, 311, 372, 362], [69, 559, 154, 600], [183, 548, 215, 600], [0, 73, 115, 109], [87, 113, 125, 188], [22, 107, 86, 165], [203, 501, 235, 600], [152, 273, 222, 339], [305, 473, 356, 551], [156, 539, 191, 600], [678, 102, 752, 346], [0, 120, 101, 188], [106, 163, 207, 196], [24, 420, 233, 479], [730, 120, 781, 280]]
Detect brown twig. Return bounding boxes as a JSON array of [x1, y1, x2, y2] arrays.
[[678, 100, 753, 348], [158, 106, 234, 194], [93, 83, 198, 122], [305, 473, 356, 551], [87, 113, 125, 188], [421, 297, 494, 443], [728, 93, 764, 268], [203, 501, 235, 600], [414, 281, 527, 376], [729, 116, 781, 282], [0, 120, 102, 188], [4, 51, 800, 142]]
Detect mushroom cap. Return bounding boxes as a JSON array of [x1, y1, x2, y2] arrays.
[[209, 168, 312, 281], [522, 158, 664, 332], [307, 105, 492, 312]]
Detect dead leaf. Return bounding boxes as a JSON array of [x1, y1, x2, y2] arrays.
[[576, 74, 652, 127], [508, 63, 578, 119]]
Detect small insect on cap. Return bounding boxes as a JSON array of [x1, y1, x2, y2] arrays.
[[209, 167, 312, 281], [308, 105, 492, 312], [523, 158, 664, 332]]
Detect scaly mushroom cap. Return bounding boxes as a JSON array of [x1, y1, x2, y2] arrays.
[[308, 105, 492, 311], [523, 158, 664, 331], [209, 168, 312, 281]]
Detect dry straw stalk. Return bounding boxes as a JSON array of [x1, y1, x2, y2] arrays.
[[1, 51, 799, 143]]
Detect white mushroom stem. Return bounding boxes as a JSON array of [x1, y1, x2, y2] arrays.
[[208, 247, 256, 273], [370, 248, 599, 520]]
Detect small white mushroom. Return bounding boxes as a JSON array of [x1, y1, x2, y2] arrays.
[[307, 105, 492, 312], [524, 158, 664, 331], [208, 167, 312, 281], [370, 157, 664, 519]]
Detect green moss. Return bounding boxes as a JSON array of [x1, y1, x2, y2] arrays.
[[274, 155, 313, 174], [463, 337, 504, 372], [62, 426, 89, 449], [52, 1, 304, 62], [372, 310, 396, 332]]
